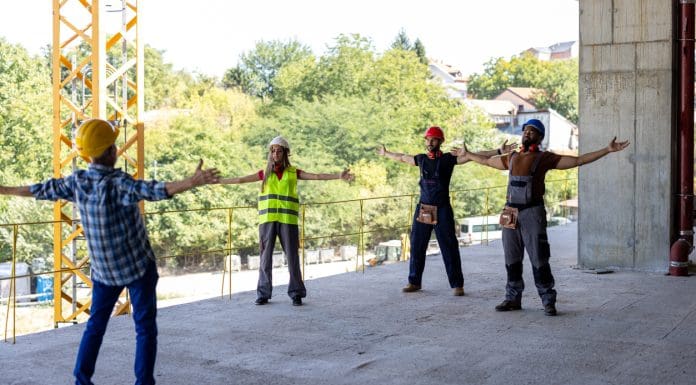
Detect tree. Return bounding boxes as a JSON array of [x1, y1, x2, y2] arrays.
[[0, 38, 54, 261], [467, 53, 579, 122], [413, 39, 428, 65], [143, 45, 192, 109], [391, 30, 412, 50], [222, 39, 313, 100]]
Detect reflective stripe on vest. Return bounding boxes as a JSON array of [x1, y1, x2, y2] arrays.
[[258, 166, 300, 225]]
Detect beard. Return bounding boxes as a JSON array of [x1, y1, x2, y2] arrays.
[[426, 144, 440, 153], [522, 138, 536, 148]]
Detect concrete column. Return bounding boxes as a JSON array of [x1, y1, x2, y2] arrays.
[[578, 0, 674, 271]]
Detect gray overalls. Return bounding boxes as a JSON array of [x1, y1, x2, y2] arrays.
[[501, 152, 556, 306]]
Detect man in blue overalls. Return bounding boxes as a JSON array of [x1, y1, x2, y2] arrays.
[[459, 119, 629, 315], [378, 126, 514, 296]]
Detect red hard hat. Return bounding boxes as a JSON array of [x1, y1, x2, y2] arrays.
[[424, 126, 445, 141]]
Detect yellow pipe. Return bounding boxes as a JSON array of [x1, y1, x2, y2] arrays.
[[229, 208, 233, 299], [359, 200, 365, 273], [301, 205, 306, 279], [4, 225, 18, 344]]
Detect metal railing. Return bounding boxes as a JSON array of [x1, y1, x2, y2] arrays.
[[0, 177, 577, 342]]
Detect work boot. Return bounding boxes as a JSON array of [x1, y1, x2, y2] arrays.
[[255, 298, 269, 306], [453, 287, 464, 296], [495, 299, 522, 312], [402, 283, 421, 293], [544, 303, 557, 316], [292, 296, 303, 306]]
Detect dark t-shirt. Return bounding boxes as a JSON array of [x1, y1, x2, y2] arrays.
[[413, 153, 458, 206], [500, 151, 562, 202]]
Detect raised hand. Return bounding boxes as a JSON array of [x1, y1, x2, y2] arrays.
[[608, 137, 630, 152], [191, 159, 221, 187], [340, 168, 355, 182], [500, 139, 518, 154]]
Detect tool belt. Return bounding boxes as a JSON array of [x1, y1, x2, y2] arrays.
[[499, 206, 519, 229], [416, 203, 438, 225]]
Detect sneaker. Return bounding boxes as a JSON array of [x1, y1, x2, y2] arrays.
[[544, 303, 557, 316], [495, 300, 522, 312], [402, 283, 421, 293], [255, 298, 269, 306], [453, 287, 464, 296], [292, 296, 302, 306]]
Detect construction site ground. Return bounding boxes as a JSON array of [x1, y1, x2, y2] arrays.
[[2, 222, 696, 385]]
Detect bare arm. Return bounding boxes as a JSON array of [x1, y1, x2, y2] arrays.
[[219, 172, 262, 185], [555, 137, 630, 170], [0, 185, 33, 197], [451, 141, 514, 169], [299, 169, 355, 181], [165, 160, 220, 196], [377, 145, 416, 166]]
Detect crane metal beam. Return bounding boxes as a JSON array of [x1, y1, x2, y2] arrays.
[[51, 0, 144, 325]]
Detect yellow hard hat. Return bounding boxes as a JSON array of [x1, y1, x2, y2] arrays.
[[75, 119, 119, 158]]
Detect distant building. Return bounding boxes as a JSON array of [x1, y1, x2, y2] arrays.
[[428, 59, 468, 99], [465, 90, 577, 153], [463, 99, 516, 128], [523, 41, 578, 61], [493, 87, 542, 113]]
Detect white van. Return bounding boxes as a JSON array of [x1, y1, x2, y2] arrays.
[[458, 215, 503, 245]]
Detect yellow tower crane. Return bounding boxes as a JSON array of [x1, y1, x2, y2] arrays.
[[51, 0, 145, 326]]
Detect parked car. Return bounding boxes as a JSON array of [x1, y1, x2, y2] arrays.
[[547, 216, 572, 227], [458, 215, 502, 245]]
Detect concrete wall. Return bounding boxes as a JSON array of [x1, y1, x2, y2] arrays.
[[578, 0, 674, 271]]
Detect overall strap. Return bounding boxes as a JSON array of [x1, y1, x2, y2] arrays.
[[419, 156, 441, 179], [530, 151, 544, 176]]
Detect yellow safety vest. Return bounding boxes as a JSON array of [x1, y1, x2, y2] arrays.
[[258, 166, 300, 225]]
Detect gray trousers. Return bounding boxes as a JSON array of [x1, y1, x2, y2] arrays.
[[501, 205, 557, 306], [257, 222, 306, 300]]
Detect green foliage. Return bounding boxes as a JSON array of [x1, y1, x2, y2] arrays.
[[467, 53, 579, 122], [391, 30, 412, 50], [143, 45, 194, 110], [0, 38, 52, 184], [222, 39, 312, 100], [412, 39, 428, 65], [0, 38, 54, 263]]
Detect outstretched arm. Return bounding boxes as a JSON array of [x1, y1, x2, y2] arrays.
[[0, 185, 33, 197], [555, 137, 630, 170], [377, 145, 416, 166], [219, 172, 262, 185], [300, 169, 355, 181], [452, 139, 517, 164], [453, 143, 507, 170], [165, 159, 220, 196]]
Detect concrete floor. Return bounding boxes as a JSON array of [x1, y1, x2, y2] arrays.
[[2, 222, 696, 385]]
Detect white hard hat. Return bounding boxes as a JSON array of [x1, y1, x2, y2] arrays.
[[269, 136, 290, 150]]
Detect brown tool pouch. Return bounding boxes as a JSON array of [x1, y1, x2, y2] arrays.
[[416, 203, 438, 225], [499, 206, 519, 229]]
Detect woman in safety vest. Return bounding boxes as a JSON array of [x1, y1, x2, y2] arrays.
[[220, 136, 354, 306]]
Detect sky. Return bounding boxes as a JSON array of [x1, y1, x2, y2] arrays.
[[0, 0, 579, 78]]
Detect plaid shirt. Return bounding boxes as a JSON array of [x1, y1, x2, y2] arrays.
[[30, 164, 170, 286]]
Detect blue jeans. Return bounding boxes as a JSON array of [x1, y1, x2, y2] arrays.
[[74, 259, 159, 385]]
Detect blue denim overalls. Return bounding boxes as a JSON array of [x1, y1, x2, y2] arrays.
[[408, 156, 464, 289]]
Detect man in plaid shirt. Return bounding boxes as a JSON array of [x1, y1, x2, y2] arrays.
[[0, 119, 220, 385]]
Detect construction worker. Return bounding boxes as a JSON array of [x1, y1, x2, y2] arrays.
[[457, 118, 629, 316], [378, 126, 516, 296], [0, 119, 220, 385], [220, 136, 354, 306]]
